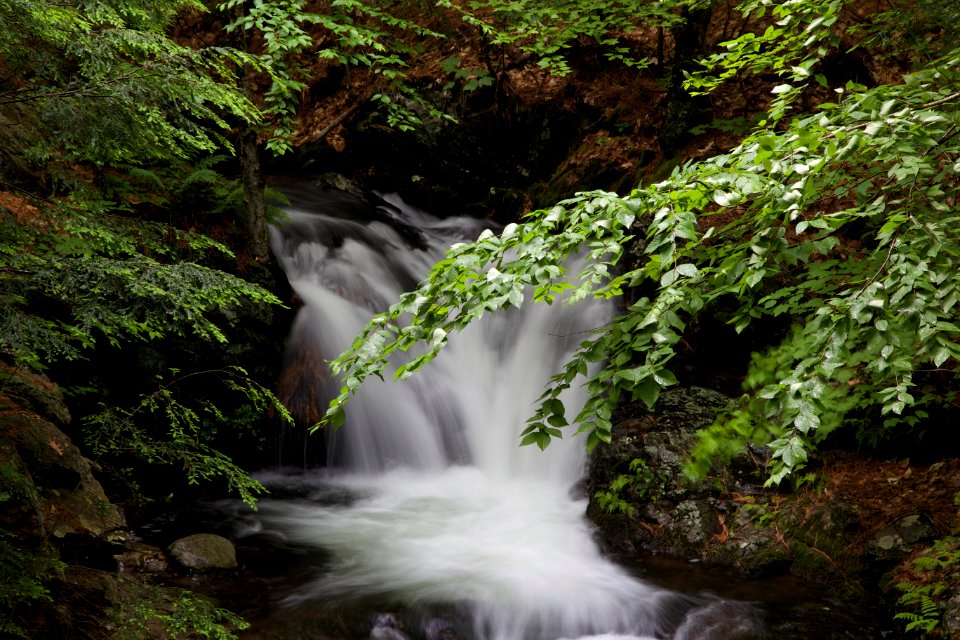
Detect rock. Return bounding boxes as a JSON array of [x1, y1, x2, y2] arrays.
[[588, 386, 869, 589], [115, 540, 170, 574], [168, 533, 237, 570], [1, 401, 125, 539], [0, 364, 71, 426], [588, 386, 745, 557], [866, 514, 936, 560], [370, 613, 410, 640], [672, 599, 766, 640], [942, 589, 960, 637], [664, 499, 721, 548], [316, 172, 366, 196]]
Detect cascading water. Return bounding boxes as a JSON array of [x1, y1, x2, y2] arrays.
[[251, 185, 758, 640]]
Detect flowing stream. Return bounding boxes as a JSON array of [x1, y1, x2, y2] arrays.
[[240, 185, 766, 640]]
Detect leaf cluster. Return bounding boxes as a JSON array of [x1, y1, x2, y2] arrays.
[[221, 0, 450, 151], [0, 0, 259, 168], [319, 1, 960, 485], [109, 584, 250, 640], [0, 470, 66, 638], [83, 367, 291, 508], [0, 197, 281, 372], [594, 458, 660, 516], [437, 0, 694, 77], [0, 529, 65, 638]]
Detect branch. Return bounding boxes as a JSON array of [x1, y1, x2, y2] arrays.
[[307, 102, 362, 142], [922, 91, 960, 109]]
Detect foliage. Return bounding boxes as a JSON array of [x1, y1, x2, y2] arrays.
[[0, 467, 66, 638], [100, 155, 289, 224], [440, 55, 494, 93], [0, 198, 282, 372], [0, 0, 259, 168], [893, 492, 960, 636], [0, 196, 288, 502], [318, 0, 960, 485], [436, 0, 694, 77], [220, 0, 451, 152], [849, 0, 960, 63], [894, 536, 960, 635], [83, 367, 291, 508], [0, 531, 65, 638], [110, 584, 249, 640], [595, 458, 659, 516]]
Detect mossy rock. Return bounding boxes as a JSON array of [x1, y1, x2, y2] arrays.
[[168, 534, 237, 571]]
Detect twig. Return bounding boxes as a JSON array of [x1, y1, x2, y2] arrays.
[[311, 103, 361, 141]]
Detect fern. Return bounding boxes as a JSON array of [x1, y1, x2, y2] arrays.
[[893, 532, 960, 635], [594, 458, 662, 515], [895, 583, 942, 634]]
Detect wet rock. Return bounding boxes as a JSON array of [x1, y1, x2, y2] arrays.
[[942, 588, 960, 637], [721, 509, 789, 577], [663, 499, 721, 548], [589, 386, 872, 591], [370, 613, 410, 640], [168, 533, 237, 570], [422, 616, 460, 640], [316, 172, 366, 196], [866, 515, 936, 561], [115, 540, 170, 574], [672, 599, 765, 640], [588, 387, 746, 558]]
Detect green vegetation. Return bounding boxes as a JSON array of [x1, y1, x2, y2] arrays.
[[109, 586, 250, 640], [594, 458, 661, 516], [0, 531, 65, 638], [0, 466, 66, 638], [322, 0, 960, 487], [893, 492, 960, 635], [0, 0, 298, 499], [895, 539, 957, 635], [83, 367, 290, 507], [4, 0, 960, 636], [221, 0, 450, 151], [0, 0, 257, 167], [437, 0, 691, 77]]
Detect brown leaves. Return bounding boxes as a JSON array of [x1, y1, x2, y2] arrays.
[[0, 191, 41, 225]]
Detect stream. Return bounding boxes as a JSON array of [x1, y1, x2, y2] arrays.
[[169, 184, 887, 640]]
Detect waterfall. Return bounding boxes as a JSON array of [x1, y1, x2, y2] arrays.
[[254, 186, 728, 640]]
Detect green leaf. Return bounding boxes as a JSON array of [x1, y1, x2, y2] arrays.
[[636, 377, 660, 409]]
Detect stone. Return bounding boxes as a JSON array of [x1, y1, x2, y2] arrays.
[[942, 589, 960, 637], [0, 365, 71, 425], [115, 541, 169, 574], [664, 499, 721, 547], [672, 599, 766, 640], [1, 405, 125, 538], [866, 514, 936, 560], [168, 533, 237, 570]]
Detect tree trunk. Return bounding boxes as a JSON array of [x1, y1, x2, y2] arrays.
[[659, 6, 713, 156], [239, 121, 270, 262]]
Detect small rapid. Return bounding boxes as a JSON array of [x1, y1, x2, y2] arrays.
[[247, 185, 759, 640]]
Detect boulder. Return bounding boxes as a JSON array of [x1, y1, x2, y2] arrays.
[[0, 364, 71, 426], [1, 395, 125, 539], [168, 533, 237, 571]]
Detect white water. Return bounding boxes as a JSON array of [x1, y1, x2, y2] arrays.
[[259, 188, 687, 640]]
